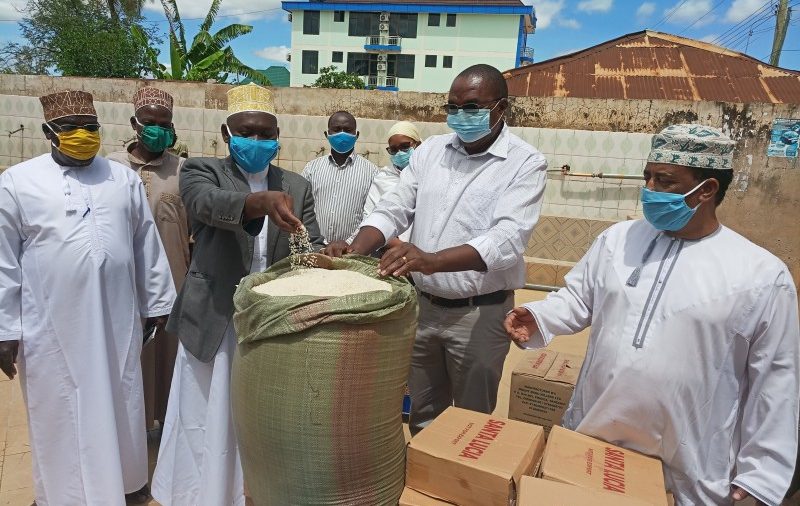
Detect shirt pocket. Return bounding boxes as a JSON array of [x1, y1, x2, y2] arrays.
[[156, 193, 185, 224], [454, 190, 497, 232]]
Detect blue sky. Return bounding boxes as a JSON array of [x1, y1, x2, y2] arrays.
[[0, 0, 797, 73]]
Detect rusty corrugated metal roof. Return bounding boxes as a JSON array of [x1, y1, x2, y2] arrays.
[[504, 30, 800, 104]]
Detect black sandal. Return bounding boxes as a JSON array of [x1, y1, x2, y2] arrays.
[[125, 484, 152, 504]]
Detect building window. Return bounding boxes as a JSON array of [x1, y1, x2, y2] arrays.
[[302, 50, 319, 74], [425, 55, 437, 68], [347, 52, 371, 76], [428, 13, 440, 26], [390, 13, 418, 38], [333, 10, 345, 22], [392, 54, 415, 79], [303, 10, 320, 35], [332, 51, 343, 63], [348, 12, 379, 37], [446, 14, 457, 27], [443, 55, 453, 68]]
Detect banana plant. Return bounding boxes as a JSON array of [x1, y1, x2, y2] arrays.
[[135, 0, 270, 85]]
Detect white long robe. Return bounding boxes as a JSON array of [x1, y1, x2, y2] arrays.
[[522, 220, 800, 506], [152, 166, 268, 506], [0, 154, 175, 506]]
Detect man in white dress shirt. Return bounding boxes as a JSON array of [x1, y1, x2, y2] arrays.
[[505, 124, 800, 506], [325, 64, 548, 434]]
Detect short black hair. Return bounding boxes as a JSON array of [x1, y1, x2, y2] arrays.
[[691, 167, 734, 205], [456, 64, 508, 99]]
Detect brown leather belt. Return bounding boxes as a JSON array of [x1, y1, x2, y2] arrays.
[[418, 290, 511, 308]]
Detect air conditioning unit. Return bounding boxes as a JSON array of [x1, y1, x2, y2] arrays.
[[377, 54, 388, 62], [379, 13, 389, 21], [288, 13, 292, 22], [377, 63, 387, 70], [286, 53, 291, 62], [379, 23, 389, 31]]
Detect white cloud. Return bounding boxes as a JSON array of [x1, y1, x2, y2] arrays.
[[577, 0, 613, 13], [724, 0, 767, 23], [144, 0, 283, 23], [558, 18, 582, 29], [636, 2, 656, 18], [0, 0, 27, 21], [254, 45, 289, 63], [699, 34, 719, 43], [523, 0, 564, 30], [662, 0, 716, 26]]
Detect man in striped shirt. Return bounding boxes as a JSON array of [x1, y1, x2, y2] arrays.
[[301, 111, 378, 243]]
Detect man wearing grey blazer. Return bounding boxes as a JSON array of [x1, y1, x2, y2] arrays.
[[152, 83, 324, 506]]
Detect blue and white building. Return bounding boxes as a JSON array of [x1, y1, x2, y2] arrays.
[[282, 0, 536, 92]]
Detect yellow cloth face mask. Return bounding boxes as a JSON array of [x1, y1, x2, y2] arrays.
[[53, 128, 102, 161]]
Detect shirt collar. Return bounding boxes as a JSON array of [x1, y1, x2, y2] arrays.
[[126, 141, 165, 168], [448, 123, 510, 160], [237, 164, 270, 185], [328, 152, 355, 168]]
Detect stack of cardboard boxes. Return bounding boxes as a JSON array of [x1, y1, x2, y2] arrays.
[[401, 408, 669, 505], [400, 335, 671, 506]]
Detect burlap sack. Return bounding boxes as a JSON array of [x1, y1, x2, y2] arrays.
[[232, 254, 418, 505]]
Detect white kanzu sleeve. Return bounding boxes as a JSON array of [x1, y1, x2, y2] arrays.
[[521, 232, 606, 348], [131, 177, 176, 318], [731, 269, 800, 506], [0, 173, 23, 342]]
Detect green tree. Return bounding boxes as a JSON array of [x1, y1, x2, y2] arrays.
[[106, 0, 150, 21], [139, 0, 269, 85], [0, 0, 159, 78], [311, 65, 365, 89]]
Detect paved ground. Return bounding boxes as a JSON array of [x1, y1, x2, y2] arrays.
[[0, 290, 792, 505]]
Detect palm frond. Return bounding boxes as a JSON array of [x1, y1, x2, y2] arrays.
[[200, 0, 222, 33], [210, 23, 253, 49]]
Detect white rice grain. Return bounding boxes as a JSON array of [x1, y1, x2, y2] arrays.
[[254, 268, 391, 297]]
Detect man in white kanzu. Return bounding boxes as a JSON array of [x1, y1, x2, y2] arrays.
[[326, 64, 548, 434], [0, 90, 175, 505], [505, 124, 800, 506]]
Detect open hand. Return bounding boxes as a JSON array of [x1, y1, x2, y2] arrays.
[[0, 340, 20, 380], [504, 307, 538, 346], [379, 238, 439, 277], [321, 240, 352, 257]]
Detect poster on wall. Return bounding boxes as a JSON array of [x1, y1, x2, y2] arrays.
[[767, 118, 799, 158]]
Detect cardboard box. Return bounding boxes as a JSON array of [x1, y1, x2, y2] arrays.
[[540, 426, 667, 506], [518, 476, 651, 505], [509, 349, 584, 435], [398, 487, 455, 505], [406, 407, 546, 506]]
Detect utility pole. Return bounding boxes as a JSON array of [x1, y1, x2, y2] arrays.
[[769, 0, 791, 66]]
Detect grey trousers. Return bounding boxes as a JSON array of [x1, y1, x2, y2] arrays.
[[408, 293, 514, 435]]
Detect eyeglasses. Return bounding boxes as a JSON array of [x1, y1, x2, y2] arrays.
[[386, 144, 414, 155], [49, 123, 102, 133], [442, 98, 503, 115]]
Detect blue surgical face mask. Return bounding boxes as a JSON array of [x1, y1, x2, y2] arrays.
[[640, 180, 707, 231], [390, 147, 414, 169], [327, 131, 358, 154], [446, 101, 502, 144], [226, 125, 279, 174]]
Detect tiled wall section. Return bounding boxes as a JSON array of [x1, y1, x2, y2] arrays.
[[528, 215, 615, 263], [0, 95, 649, 224]]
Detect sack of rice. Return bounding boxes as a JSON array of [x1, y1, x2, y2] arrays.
[[231, 254, 418, 506]]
